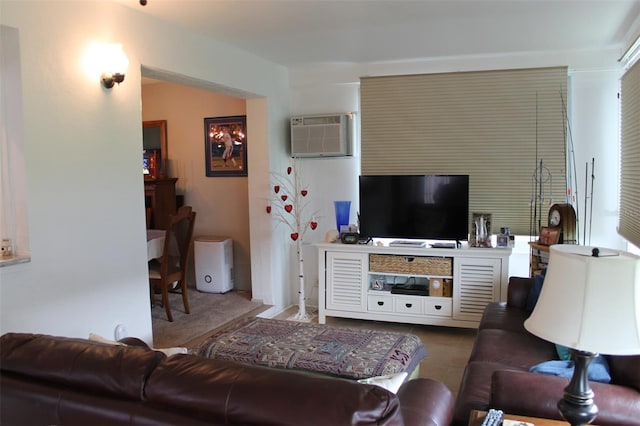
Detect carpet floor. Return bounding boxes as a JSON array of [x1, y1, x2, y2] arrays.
[[151, 288, 266, 348]]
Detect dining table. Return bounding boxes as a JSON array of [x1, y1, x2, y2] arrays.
[[146, 229, 166, 261]]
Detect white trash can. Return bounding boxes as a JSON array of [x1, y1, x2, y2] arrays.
[[194, 236, 234, 293]]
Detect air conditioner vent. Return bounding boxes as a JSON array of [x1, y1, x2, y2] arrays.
[[291, 114, 351, 157]]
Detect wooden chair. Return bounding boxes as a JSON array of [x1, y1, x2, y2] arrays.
[[145, 207, 152, 229], [149, 205, 196, 322]]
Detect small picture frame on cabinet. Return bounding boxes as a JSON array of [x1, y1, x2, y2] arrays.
[[539, 227, 560, 246], [496, 234, 510, 247], [470, 212, 492, 248]]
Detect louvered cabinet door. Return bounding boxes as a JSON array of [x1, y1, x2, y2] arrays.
[[453, 257, 502, 322], [326, 251, 367, 313]]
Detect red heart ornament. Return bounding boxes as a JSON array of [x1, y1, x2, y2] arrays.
[[284, 204, 293, 213], [290, 232, 299, 241], [266, 205, 272, 213], [301, 190, 308, 197], [310, 221, 318, 230], [287, 166, 292, 175], [281, 194, 288, 201], [274, 185, 280, 193]]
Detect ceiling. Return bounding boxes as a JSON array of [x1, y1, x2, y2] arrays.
[[120, 0, 640, 69]]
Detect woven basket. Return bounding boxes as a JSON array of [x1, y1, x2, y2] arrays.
[[369, 254, 452, 276]]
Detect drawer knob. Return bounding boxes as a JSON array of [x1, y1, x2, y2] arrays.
[[405, 303, 413, 308], [377, 301, 384, 306], [435, 305, 442, 310]]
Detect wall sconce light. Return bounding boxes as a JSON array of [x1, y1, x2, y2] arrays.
[[101, 44, 129, 89]]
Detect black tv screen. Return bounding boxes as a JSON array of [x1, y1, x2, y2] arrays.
[[359, 175, 469, 241]]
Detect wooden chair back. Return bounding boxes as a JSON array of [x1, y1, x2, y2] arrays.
[[150, 205, 196, 322]]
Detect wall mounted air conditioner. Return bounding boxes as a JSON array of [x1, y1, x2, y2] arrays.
[[291, 114, 352, 157]]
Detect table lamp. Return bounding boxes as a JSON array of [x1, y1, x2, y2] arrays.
[[524, 245, 640, 426]]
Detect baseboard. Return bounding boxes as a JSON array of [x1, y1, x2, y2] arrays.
[[257, 305, 286, 318]]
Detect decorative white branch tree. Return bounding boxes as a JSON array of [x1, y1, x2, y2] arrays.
[[266, 162, 318, 322]]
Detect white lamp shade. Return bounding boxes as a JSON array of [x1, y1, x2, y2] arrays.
[[524, 245, 640, 355], [104, 43, 128, 75]]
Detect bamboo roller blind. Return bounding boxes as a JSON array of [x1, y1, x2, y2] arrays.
[[360, 66, 568, 236], [619, 60, 640, 247]]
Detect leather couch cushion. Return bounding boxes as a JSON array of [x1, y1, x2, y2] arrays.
[[397, 378, 454, 425], [453, 361, 521, 425], [506, 277, 534, 309], [469, 329, 557, 369], [490, 369, 567, 420], [608, 355, 640, 392], [146, 354, 403, 426], [478, 302, 530, 333], [0, 333, 165, 400]]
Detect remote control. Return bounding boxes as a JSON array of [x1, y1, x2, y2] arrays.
[[480, 409, 504, 426]]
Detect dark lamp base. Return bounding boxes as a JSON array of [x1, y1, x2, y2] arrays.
[[558, 349, 599, 426]]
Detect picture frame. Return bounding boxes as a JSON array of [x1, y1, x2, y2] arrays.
[[143, 120, 168, 179], [470, 212, 492, 248], [204, 115, 247, 177], [539, 226, 560, 246]]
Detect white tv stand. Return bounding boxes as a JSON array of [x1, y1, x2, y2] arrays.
[[316, 242, 511, 328]]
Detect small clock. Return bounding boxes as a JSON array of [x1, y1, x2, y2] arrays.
[[340, 232, 359, 244], [548, 203, 577, 244]]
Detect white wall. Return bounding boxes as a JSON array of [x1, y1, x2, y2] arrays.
[[284, 82, 361, 307], [0, 1, 290, 344], [289, 50, 629, 305]]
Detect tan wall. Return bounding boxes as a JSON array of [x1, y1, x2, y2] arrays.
[[142, 82, 251, 291]]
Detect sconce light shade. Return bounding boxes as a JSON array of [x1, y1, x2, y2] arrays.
[[101, 44, 128, 89]]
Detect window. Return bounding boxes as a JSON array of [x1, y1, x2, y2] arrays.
[[1, 25, 30, 265], [360, 67, 569, 235], [619, 59, 640, 247]]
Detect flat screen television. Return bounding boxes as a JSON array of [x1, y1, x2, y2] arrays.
[[359, 175, 469, 242]]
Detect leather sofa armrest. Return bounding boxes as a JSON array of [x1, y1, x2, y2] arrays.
[[119, 337, 152, 348], [397, 378, 454, 426], [0, 333, 164, 401], [491, 369, 640, 426], [506, 277, 534, 309], [490, 370, 564, 420], [147, 355, 405, 425]]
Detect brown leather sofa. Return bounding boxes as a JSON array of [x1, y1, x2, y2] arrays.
[[0, 332, 454, 426], [453, 276, 640, 426]]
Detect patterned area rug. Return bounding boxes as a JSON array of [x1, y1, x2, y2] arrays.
[[196, 317, 427, 379]]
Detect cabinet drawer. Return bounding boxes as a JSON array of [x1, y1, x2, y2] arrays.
[[369, 254, 452, 276], [425, 297, 452, 317], [395, 297, 423, 314], [367, 294, 394, 312]]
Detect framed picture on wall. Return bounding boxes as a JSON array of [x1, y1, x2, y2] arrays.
[[204, 115, 247, 177]]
